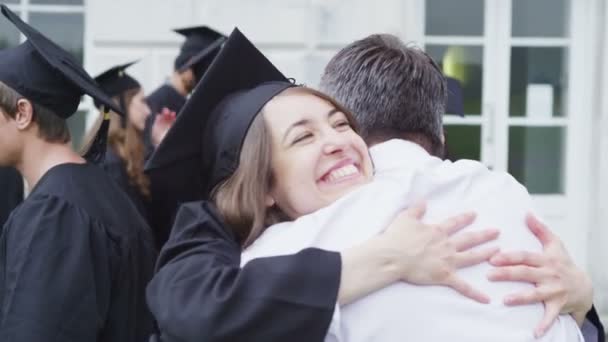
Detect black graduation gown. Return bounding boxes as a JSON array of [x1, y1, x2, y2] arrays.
[[0, 163, 157, 342], [143, 84, 186, 160], [142, 84, 187, 248], [101, 147, 148, 219], [147, 201, 341, 342], [585, 306, 605, 342], [0, 167, 22, 227]]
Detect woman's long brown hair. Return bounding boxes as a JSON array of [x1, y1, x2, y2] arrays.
[[109, 88, 150, 197], [83, 88, 150, 197]]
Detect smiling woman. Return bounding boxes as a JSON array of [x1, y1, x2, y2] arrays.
[[263, 87, 373, 219], [213, 86, 373, 246]]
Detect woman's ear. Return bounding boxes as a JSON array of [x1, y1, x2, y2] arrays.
[[14, 99, 35, 130], [264, 193, 275, 208]]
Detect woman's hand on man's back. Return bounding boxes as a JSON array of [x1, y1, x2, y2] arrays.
[[378, 202, 500, 304]]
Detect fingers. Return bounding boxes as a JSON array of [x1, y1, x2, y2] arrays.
[[489, 251, 545, 267], [534, 301, 561, 338], [487, 265, 548, 285], [526, 214, 554, 246], [438, 212, 477, 236], [451, 229, 500, 252], [502, 284, 561, 307], [452, 247, 500, 268], [444, 274, 490, 304]]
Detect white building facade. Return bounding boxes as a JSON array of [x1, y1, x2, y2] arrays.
[[2, 0, 608, 326]]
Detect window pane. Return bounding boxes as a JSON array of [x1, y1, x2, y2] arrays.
[[30, 0, 83, 4], [508, 126, 565, 194], [67, 110, 87, 150], [444, 125, 481, 161], [3, 0, 19, 3], [28, 12, 84, 64], [512, 0, 569, 37], [509, 47, 567, 118], [426, 45, 483, 115], [0, 11, 20, 49], [425, 0, 484, 36]]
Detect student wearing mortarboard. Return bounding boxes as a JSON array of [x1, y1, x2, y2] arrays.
[[0, 166, 22, 226], [143, 26, 225, 158], [143, 28, 489, 342], [141, 26, 226, 247], [92, 61, 152, 219], [0, 5, 157, 342]]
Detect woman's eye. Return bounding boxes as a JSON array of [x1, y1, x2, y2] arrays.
[[292, 133, 313, 145], [334, 120, 351, 130]]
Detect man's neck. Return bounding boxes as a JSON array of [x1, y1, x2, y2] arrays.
[[16, 140, 85, 190], [169, 72, 188, 97], [366, 132, 443, 158]]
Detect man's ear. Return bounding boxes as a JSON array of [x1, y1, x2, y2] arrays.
[[14, 99, 35, 130]]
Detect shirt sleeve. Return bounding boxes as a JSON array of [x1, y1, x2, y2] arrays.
[[0, 195, 110, 342], [146, 201, 341, 342]]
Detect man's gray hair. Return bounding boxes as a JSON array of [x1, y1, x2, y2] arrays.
[[319, 34, 447, 156]]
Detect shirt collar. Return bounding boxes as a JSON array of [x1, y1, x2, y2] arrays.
[[369, 139, 434, 173]]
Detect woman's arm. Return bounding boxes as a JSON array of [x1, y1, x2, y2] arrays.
[[339, 203, 500, 305], [148, 201, 499, 341]]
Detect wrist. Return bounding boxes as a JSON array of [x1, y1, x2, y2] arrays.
[[578, 272, 594, 312], [571, 271, 593, 325], [367, 235, 406, 283]]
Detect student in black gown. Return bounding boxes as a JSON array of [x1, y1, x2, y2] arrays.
[[144, 29, 504, 342], [143, 26, 225, 157], [147, 29, 606, 342], [0, 6, 157, 342], [143, 27, 226, 247], [93, 62, 152, 219], [0, 166, 22, 226]]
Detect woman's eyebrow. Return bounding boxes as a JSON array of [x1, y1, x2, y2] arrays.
[[282, 109, 341, 143], [282, 119, 310, 143]]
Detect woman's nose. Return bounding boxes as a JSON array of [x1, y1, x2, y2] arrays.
[[321, 131, 347, 155]]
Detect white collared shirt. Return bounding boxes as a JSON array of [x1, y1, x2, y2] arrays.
[[242, 139, 582, 342]]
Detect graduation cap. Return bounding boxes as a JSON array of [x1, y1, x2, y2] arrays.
[[446, 77, 465, 117], [173, 26, 226, 81], [146, 28, 294, 205], [93, 61, 141, 109], [0, 5, 123, 162]]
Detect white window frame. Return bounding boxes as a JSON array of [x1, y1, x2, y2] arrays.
[[411, 0, 595, 267]]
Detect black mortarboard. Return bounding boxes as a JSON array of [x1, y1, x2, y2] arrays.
[[173, 26, 225, 76], [146, 28, 294, 205], [0, 5, 123, 117], [0, 5, 124, 163], [446, 77, 465, 117], [93, 61, 141, 109]]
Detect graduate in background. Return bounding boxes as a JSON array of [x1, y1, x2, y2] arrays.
[[93, 62, 151, 219], [0, 5, 157, 342], [143, 27, 226, 247], [143, 26, 225, 156], [0, 167, 22, 226]]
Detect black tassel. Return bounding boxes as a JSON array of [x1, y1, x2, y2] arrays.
[[83, 115, 110, 164]]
